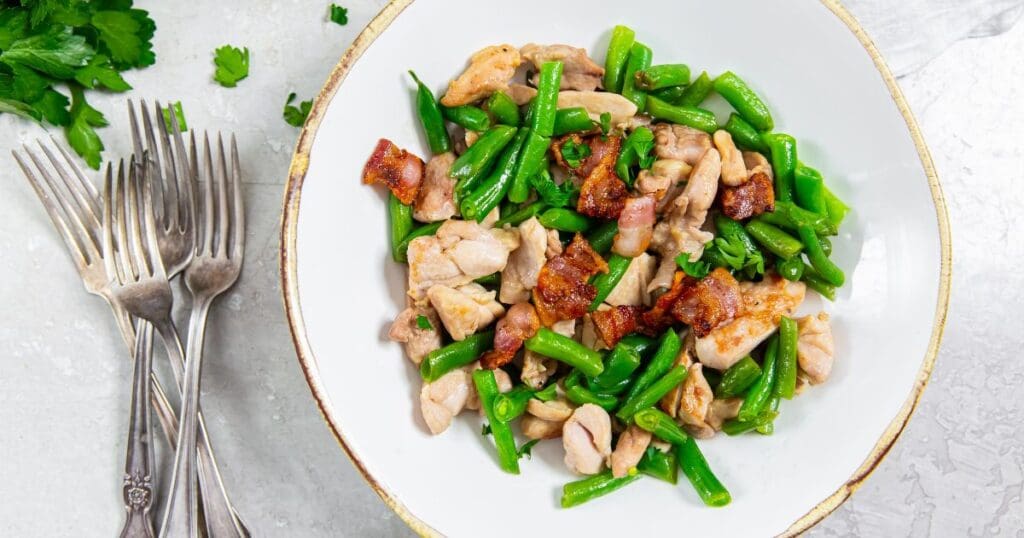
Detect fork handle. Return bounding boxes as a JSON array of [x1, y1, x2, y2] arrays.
[[120, 319, 156, 538]]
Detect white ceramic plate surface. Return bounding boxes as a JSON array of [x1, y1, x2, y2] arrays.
[[282, 1, 950, 536]]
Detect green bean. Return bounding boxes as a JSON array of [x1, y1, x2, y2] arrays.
[[794, 164, 827, 215], [819, 235, 833, 257], [646, 96, 718, 133], [798, 225, 844, 286], [591, 343, 642, 389], [737, 335, 778, 422], [586, 220, 618, 254], [615, 126, 655, 185], [775, 316, 799, 399], [420, 331, 494, 381], [776, 256, 805, 281], [565, 370, 618, 411], [553, 107, 596, 136], [450, 125, 518, 195], [651, 84, 688, 104], [715, 356, 762, 398], [561, 469, 640, 508], [525, 328, 605, 377], [531, 61, 563, 137], [764, 200, 836, 236], [617, 365, 688, 422], [678, 71, 713, 106], [496, 202, 547, 229], [589, 375, 632, 396], [763, 133, 797, 202], [637, 447, 678, 484], [589, 254, 631, 310], [388, 194, 414, 262], [618, 334, 656, 357], [394, 221, 443, 263], [486, 91, 520, 127], [538, 208, 593, 233], [534, 383, 558, 402], [624, 329, 681, 403], [756, 395, 781, 435], [723, 113, 768, 153], [722, 409, 778, 436], [507, 130, 552, 203], [442, 104, 490, 132], [471, 369, 520, 474], [621, 42, 653, 111], [713, 71, 773, 132], [636, 64, 690, 91], [633, 407, 689, 445], [408, 70, 451, 154], [460, 128, 528, 221], [823, 185, 850, 229], [802, 265, 837, 301], [677, 438, 731, 507], [603, 25, 637, 94], [474, 272, 501, 287], [493, 385, 536, 422], [746, 219, 804, 259]]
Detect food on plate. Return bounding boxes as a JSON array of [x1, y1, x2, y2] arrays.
[[364, 25, 850, 508]]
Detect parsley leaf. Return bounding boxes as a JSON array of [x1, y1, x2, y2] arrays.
[[0, 97, 41, 121], [64, 85, 108, 169], [329, 4, 349, 25], [517, 439, 540, 460], [31, 88, 71, 126], [415, 315, 433, 330], [0, 28, 94, 79], [615, 126, 655, 185], [0, 9, 29, 50], [283, 92, 312, 127], [161, 101, 187, 132], [599, 112, 612, 135], [561, 138, 591, 169], [74, 54, 132, 92], [530, 170, 577, 208], [213, 45, 249, 88], [676, 252, 710, 278], [90, 9, 155, 69], [481, 423, 492, 436]]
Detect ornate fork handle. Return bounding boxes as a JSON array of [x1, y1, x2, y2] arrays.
[[119, 319, 156, 538]]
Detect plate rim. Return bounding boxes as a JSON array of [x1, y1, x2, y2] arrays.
[[278, 1, 953, 535]]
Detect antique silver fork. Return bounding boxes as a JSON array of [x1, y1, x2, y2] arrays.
[[160, 134, 244, 538]]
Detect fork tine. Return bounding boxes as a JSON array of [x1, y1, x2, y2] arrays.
[[199, 133, 215, 255], [21, 145, 101, 264], [139, 101, 167, 225], [124, 159, 149, 278], [127, 100, 145, 168], [13, 150, 89, 268], [138, 157, 167, 279], [229, 134, 244, 260], [114, 160, 136, 281], [50, 136, 101, 214], [168, 104, 194, 235], [38, 141, 102, 248], [154, 101, 180, 230], [101, 163, 119, 282], [215, 133, 229, 257]]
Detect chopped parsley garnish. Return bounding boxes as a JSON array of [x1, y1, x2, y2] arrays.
[[676, 253, 710, 278], [283, 92, 312, 127], [415, 315, 433, 330], [329, 4, 349, 25], [561, 138, 592, 169], [481, 423, 492, 436], [213, 45, 249, 88], [161, 101, 187, 132], [530, 170, 577, 208], [599, 111, 612, 135], [517, 439, 540, 460]]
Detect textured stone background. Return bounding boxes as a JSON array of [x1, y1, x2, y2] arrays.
[[0, 1, 1021, 536]]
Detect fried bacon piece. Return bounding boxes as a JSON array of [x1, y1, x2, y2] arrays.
[[720, 171, 775, 220], [612, 195, 656, 257], [480, 303, 541, 369], [591, 305, 643, 347], [577, 138, 629, 219], [533, 235, 608, 326], [670, 268, 743, 338], [362, 139, 424, 205], [553, 134, 621, 179], [640, 271, 689, 334]]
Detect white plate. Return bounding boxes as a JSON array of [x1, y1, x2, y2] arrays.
[[281, 1, 951, 535]]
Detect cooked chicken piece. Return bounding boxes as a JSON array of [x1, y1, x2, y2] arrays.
[[705, 398, 743, 431], [743, 150, 773, 180], [465, 130, 480, 149], [545, 229, 563, 259], [388, 305, 442, 364], [500, 217, 550, 304], [527, 398, 575, 422], [508, 83, 537, 105], [521, 415, 564, 440], [795, 372, 810, 396], [591, 305, 643, 348], [562, 404, 613, 475], [362, 139, 424, 204], [659, 332, 697, 418], [678, 364, 714, 427], [713, 130, 747, 187], [610, 424, 652, 478], [624, 115, 653, 131], [533, 234, 608, 326], [441, 44, 522, 107], [580, 312, 608, 351], [670, 268, 743, 338], [408, 219, 519, 302], [797, 312, 834, 384], [520, 318, 574, 388], [612, 195, 656, 257], [653, 124, 711, 166], [413, 152, 458, 222], [521, 43, 604, 91], [636, 159, 691, 204], [605, 253, 657, 307], [557, 91, 638, 126], [480, 302, 540, 369], [427, 283, 505, 341], [481, 207, 501, 228], [696, 274, 806, 370], [721, 171, 775, 220], [465, 361, 512, 411], [420, 368, 471, 434]]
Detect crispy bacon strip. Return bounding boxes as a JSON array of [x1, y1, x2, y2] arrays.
[[592, 305, 643, 347], [577, 137, 628, 219], [480, 302, 541, 369], [533, 235, 608, 326], [670, 268, 743, 338], [720, 171, 775, 220], [362, 139, 424, 205], [552, 134, 621, 179], [612, 195, 656, 257], [640, 270, 689, 335]]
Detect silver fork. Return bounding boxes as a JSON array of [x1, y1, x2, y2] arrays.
[[160, 134, 244, 538]]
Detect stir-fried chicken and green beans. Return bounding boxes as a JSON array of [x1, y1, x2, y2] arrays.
[[364, 25, 848, 508]]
